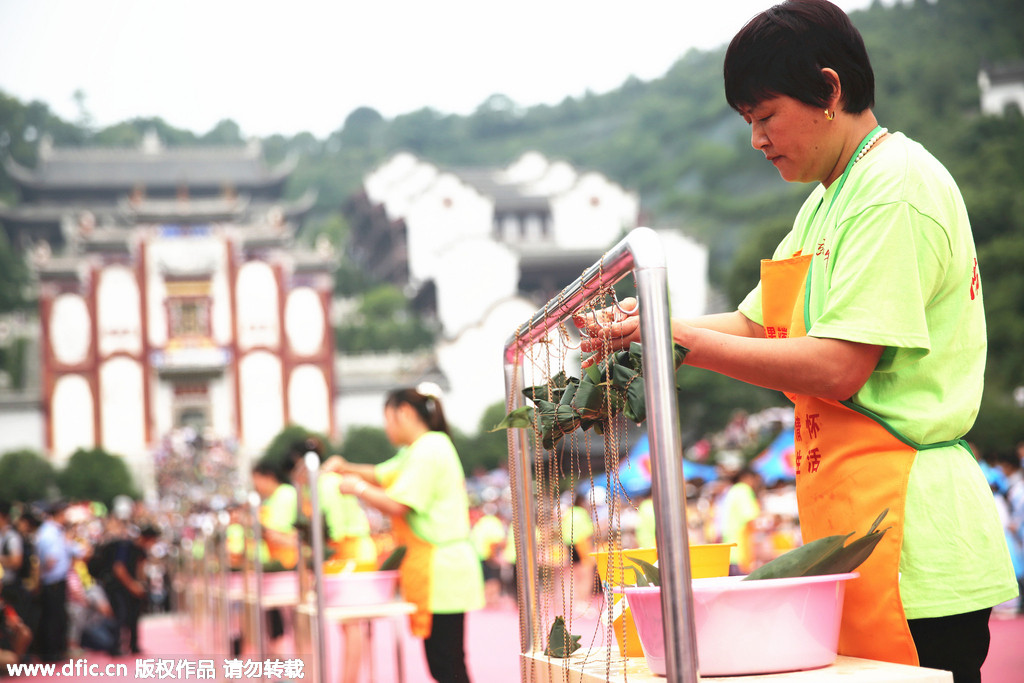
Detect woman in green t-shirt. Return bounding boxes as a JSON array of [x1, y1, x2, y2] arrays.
[[323, 384, 483, 683], [576, 2, 1016, 680]]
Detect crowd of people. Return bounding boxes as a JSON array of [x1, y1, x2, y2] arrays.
[[0, 498, 168, 668], [979, 444, 1024, 614]]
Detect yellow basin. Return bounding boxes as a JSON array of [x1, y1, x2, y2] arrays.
[[591, 544, 733, 657]]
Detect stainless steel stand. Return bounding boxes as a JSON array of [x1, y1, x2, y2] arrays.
[[503, 227, 699, 683]]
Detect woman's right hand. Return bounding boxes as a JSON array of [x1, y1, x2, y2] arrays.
[[321, 454, 351, 475]]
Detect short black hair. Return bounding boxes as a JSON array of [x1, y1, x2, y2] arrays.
[[996, 450, 1021, 470], [284, 436, 324, 474], [252, 461, 283, 482], [139, 525, 161, 539], [724, 0, 874, 113], [18, 509, 42, 530]]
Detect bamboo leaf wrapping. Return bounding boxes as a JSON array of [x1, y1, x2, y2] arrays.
[[744, 509, 890, 581], [494, 341, 690, 451], [544, 615, 583, 658]]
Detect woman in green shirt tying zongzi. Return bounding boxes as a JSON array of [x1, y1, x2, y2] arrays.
[[323, 384, 484, 683]]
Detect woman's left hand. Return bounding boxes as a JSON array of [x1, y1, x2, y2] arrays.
[[338, 475, 367, 497], [574, 297, 642, 365]]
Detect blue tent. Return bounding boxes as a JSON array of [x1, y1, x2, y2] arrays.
[[752, 428, 797, 486], [616, 435, 719, 498]]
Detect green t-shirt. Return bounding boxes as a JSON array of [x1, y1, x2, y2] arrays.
[[635, 498, 657, 549], [721, 482, 760, 566], [470, 514, 506, 561], [376, 431, 484, 613], [739, 132, 1017, 618], [262, 483, 297, 532], [226, 522, 246, 556], [318, 472, 370, 541], [561, 505, 594, 548]]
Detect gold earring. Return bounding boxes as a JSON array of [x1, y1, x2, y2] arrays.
[[824, 108, 835, 121]]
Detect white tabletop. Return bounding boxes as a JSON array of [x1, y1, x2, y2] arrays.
[[297, 600, 416, 622], [522, 649, 953, 683]]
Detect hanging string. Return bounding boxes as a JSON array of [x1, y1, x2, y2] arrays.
[[508, 274, 644, 680]]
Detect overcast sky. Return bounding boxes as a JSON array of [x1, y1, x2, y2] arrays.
[[0, 0, 874, 139]]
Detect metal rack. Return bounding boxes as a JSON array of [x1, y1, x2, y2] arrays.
[[503, 227, 699, 682]]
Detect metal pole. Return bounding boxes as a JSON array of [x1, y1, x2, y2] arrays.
[[248, 490, 266, 665], [305, 452, 328, 683], [632, 231, 700, 683], [503, 227, 699, 682], [503, 361, 540, 654], [216, 510, 232, 660]]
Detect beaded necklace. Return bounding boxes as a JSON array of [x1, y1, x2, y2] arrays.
[[853, 127, 888, 165]]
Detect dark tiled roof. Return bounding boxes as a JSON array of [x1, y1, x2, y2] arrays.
[[0, 192, 315, 227], [449, 167, 551, 212], [981, 60, 1024, 85], [6, 146, 294, 189]]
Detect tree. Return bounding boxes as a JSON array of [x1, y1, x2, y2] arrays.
[[338, 107, 384, 150], [0, 230, 28, 312], [56, 447, 139, 507], [0, 449, 57, 503], [456, 402, 512, 474], [201, 119, 244, 145], [335, 284, 437, 354], [977, 234, 1024, 393], [259, 424, 331, 474], [338, 426, 394, 465]]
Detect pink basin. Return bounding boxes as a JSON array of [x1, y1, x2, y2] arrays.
[[260, 570, 299, 598], [624, 572, 857, 676], [323, 570, 399, 607]]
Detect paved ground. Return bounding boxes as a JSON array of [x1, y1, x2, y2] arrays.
[[8, 598, 1023, 681]]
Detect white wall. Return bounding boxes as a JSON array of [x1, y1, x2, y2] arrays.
[[550, 172, 638, 249], [48, 294, 91, 366], [659, 229, 710, 320], [405, 172, 495, 287], [285, 287, 326, 357], [99, 357, 146, 457], [431, 238, 519, 338], [0, 407, 44, 454], [97, 265, 142, 357], [51, 374, 95, 463], [238, 351, 284, 456], [287, 364, 331, 435], [981, 82, 1024, 116], [236, 261, 280, 351]]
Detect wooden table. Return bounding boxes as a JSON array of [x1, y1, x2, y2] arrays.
[[298, 601, 416, 683], [522, 648, 953, 682]]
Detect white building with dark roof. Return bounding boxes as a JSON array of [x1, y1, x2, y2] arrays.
[[979, 60, 1024, 116], [342, 151, 709, 435]]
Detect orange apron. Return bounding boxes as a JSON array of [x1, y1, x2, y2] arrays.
[[298, 489, 373, 565], [761, 251, 919, 666], [259, 506, 298, 570], [379, 470, 436, 639]]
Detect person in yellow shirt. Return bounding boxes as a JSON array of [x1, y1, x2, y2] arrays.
[[251, 463, 297, 647], [323, 384, 483, 683], [720, 467, 762, 574], [469, 504, 506, 607], [561, 493, 597, 614], [284, 438, 374, 683], [634, 494, 657, 549]]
